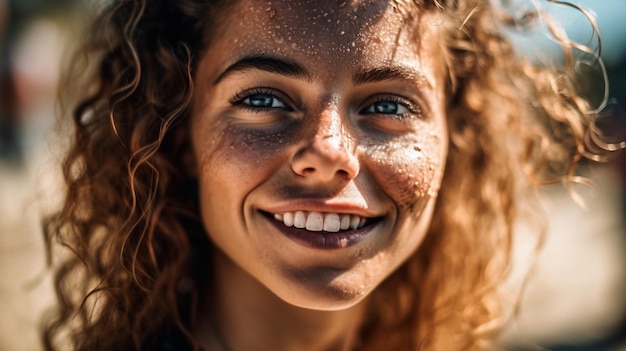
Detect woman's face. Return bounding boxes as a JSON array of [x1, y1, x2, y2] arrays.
[[191, 0, 448, 310]]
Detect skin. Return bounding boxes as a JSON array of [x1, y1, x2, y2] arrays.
[[190, 1, 449, 350]]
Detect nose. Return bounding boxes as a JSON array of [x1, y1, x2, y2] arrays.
[[290, 110, 359, 183]]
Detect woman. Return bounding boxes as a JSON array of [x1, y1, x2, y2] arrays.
[[43, 0, 614, 350]]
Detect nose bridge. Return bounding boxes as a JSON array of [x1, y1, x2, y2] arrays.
[[313, 104, 347, 146]]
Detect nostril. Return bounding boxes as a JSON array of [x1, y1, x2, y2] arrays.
[[336, 169, 349, 178]]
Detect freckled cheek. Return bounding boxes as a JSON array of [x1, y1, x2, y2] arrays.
[[365, 137, 445, 214], [202, 127, 295, 180]]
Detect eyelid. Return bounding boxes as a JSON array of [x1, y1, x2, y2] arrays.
[[229, 86, 294, 110], [360, 94, 422, 116]]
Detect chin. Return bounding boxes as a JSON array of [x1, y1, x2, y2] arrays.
[[267, 265, 377, 311], [276, 286, 371, 312]]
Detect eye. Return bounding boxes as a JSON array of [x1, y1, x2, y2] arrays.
[[231, 87, 291, 111], [357, 95, 423, 134], [362, 100, 410, 115], [359, 95, 419, 118], [244, 94, 287, 108]]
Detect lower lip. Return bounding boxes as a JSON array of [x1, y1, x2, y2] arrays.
[[266, 214, 377, 250]]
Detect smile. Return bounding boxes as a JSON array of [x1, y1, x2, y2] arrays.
[[263, 209, 382, 249], [273, 211, 366, 232]]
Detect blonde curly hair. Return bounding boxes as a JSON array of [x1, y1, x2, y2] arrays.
[[43, 1, 613, 350]]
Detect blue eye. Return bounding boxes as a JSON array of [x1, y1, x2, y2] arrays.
[[367, 101, 407, 114], [362, 99, 413, 116], [231, 88, 292, 111], [244, 94, 287, 108]]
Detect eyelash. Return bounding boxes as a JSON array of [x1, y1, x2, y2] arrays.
[[361, 95, 421, 118], [230, 87, 421, 119], [230, 87, 292, 112]]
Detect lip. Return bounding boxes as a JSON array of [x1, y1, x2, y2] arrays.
[[261, 199, 380, 218], [258, 199, 385, 249], [262, 211, 382, 249]]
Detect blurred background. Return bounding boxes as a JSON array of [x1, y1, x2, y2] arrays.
[[497, 1, 626, 350], [0, 0, 624, 350], [0, 0, 83, 350]]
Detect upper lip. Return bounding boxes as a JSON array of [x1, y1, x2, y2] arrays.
[[259, 199, 382, 218]]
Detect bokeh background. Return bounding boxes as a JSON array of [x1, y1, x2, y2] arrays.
[[0, 1, 624, 350]]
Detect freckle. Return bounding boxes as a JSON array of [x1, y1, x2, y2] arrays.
[[413, 145, 421, 152]]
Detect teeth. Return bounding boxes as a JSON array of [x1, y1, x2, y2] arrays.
[[340, 215, 351, 230], [294, 211, 306, 228], [274, 211, 368, 232], [306, 212, 323, 231], [283, 212, 294, 227], [323, 213, 340, 232], [350, 215, 360, 230]]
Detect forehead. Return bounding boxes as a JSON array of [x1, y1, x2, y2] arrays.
[[206, 0, 446, 83], [231, 0, 394, 42]]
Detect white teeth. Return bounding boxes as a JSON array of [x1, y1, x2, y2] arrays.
[[294, 211, 306, 228], [306, 212, 323, 231], [340, 214, 351, 230], [274, 211, 368, 232], [350, 215, 360, 230], [323, 213, 340, 232], [283, 212, 294, 227]]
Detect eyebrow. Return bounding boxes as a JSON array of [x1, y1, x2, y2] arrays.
[[213, 55, 429, 87], [214, 55, 311, 85], [352, 66, 429, 86]]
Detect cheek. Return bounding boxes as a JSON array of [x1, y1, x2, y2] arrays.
[[196, 124, 295, 182], [192, 124, 297, 236], [193, 124, 303, 230], [226, 128, 290, 166], [365, 131, 445, 214]]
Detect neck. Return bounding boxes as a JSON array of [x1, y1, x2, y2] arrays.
[[196, 250, 367, 351]]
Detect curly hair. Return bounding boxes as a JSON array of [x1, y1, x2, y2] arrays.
[[42, 1, 612, 350]]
